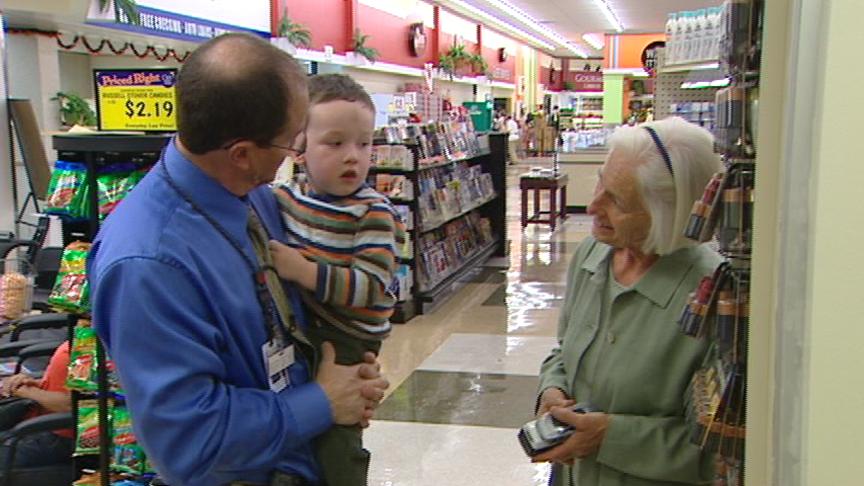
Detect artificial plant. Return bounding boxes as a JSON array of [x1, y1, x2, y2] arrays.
[[98, 0, 140, 25], [353, 29, 379, 63], [53, 92, 97, 127], [438, 45, 489, 78], [277, 8, 312, 48]]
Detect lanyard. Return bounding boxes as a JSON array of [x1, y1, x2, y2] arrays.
[[159, 156, 286, 343]]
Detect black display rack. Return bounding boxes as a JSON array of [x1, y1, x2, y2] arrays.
[[52, 134, 170, 486]]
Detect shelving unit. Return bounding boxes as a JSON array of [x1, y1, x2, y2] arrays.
[[371, 131, 507, 319], [673, 1, 763, 484], [53, 134, 170, 486]]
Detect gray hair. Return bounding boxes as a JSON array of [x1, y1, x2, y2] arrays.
[[607, 117, 722, 255]]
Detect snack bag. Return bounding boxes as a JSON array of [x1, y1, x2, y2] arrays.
[[112, 405, 148, 475], [75, 400, 102, 455], [48, 242, 91, 312], [67, 325, 98, 392], [97, 164, 146, 220], [45, 161, 88, 218]]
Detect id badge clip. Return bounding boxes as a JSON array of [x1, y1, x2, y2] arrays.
[[262, 340, 295, 393]]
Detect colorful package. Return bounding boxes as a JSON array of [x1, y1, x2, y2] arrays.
[[67, 325, 98, 392], [45, 161, 90, 219], [75, 400, 102, 455], [48, 242, 91, 313], [97, 164, 146, 220]]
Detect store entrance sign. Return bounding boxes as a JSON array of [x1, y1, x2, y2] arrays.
[[566, 71, 603, 92], [95, 69, 177, 132]]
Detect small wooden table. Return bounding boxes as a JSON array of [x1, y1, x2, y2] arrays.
[[520, 173, 568, 230]]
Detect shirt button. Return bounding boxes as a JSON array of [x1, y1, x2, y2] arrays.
[[607, 332, 616, 344]]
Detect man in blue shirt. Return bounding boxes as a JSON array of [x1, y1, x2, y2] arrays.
[[88, 33, 389, 486]]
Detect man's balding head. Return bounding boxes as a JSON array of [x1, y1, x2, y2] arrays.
[[176, 33, 308, 154]]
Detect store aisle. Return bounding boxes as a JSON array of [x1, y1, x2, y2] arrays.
[[366, 157, 594, 485]]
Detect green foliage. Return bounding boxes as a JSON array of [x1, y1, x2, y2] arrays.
[[99, 0, 140, 25], [353, 29, 379, 63], [563, 81, 575, 91], [53, 92, 97, 127], [438, 45, 489, 77], [278, 9, 312, 48]]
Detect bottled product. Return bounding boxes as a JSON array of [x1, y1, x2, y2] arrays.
[[707, 7, 722, 61], [681, 11, 695, 64], [691, 9, 706, 62], [673, 11, 686, 64], [666, 13, 678, 65]]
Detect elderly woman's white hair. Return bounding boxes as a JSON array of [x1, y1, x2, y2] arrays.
[[607, 117, 722, 255]]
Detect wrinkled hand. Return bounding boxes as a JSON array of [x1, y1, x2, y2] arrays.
[[316, 342, 389, 427], [537, 387, 574, 417], [268, 240, 309, 282], [532, 410, 611, 465], [1, 374, 39, 398]]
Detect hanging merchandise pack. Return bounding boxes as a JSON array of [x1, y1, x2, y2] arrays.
[[75, 399, 102, 456], [45, 161, 90, 220], [111, 404, 155, 476], [67, 323, 99, 392], [48, 242, 91, 313], [97, 163, 147, 220]]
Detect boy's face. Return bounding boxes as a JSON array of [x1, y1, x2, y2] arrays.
[[298, 99, 374, 197]]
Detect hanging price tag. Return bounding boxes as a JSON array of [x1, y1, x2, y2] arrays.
[[95, 69, 177, 131]]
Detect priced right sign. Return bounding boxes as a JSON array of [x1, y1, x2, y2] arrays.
[[95, 69, 177, 131]]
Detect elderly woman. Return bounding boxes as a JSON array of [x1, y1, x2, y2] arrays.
[[534, 117, 722, 485]]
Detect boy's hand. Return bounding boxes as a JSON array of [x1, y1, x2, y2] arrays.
[[268, 240, 317, 291]]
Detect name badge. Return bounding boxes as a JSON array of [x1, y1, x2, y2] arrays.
[[262, 340, 295, 393]]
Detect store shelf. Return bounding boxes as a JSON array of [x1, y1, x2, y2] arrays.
[[416, 240, 498, 313], [418, 193, 497, 234], [371, 165, 413, 174], [417, 150, 492, 172], [659, 61, 720, 73]]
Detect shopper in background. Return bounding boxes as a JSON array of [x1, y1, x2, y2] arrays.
[[88, 33, 388, 486], [0, 341, 72, 468], [506, 115, 521, 165], [269, 73, 406, 486], [534, 117, 722, 485]]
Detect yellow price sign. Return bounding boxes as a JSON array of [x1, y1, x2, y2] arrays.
[[95, 70, 177, 131]]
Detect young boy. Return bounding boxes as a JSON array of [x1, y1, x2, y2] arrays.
[[269, 73, 406, 486]]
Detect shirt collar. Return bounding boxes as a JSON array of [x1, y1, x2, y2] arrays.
[[306, 183, 369, 203], [581, 239, 696, 308], [163, 139, 251, 243]]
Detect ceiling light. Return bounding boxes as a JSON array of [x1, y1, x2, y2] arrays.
[[480, 0, 588, 56], [582, 33, 604, 50], [447, 0, 555, 50], [592, 0, 624, 33]]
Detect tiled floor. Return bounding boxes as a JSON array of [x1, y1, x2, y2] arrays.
[[366, 157, 593, 485]]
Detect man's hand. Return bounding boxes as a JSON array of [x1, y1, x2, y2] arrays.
[[268, 240, 317, 291], [316, 342, 389, 426], [537, 387, 574, 416], [531, 410, 611, 464], [2, 374, 39, 398]]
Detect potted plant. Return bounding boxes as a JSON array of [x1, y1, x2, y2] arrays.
[[97, 0, 141, 24], [273, 8, 312, 54], [53, 92, 97, 127], [438, 44, 475, 79], [563, 81, 575, 91], [349, 29, 379, 64]]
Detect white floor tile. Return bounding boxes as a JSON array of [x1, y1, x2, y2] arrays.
[[366, 421, 551, 486], [417, 333, 558, 376]]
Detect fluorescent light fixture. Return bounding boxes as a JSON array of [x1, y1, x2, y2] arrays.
[[476, 0, 588, 57], [582, 33, 604, 50], [592, 0, 623, 33], [447, 0, 555, 50]]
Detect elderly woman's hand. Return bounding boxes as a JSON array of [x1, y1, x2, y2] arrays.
[[531, 409, 611, 464], [537, 387, 574, 417]]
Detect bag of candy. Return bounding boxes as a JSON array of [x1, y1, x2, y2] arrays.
[[75, 400, 102, 456], [48, 242, 91, 313], [111, 405, 148, 475], [45, 161, 89, 219], [97, 163, 146, 220], [66, 324, 98, 392]]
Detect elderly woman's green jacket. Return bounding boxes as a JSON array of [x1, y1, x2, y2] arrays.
[[538, 236, 721, 486]]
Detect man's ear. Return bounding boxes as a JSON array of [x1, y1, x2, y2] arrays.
[[225, 140, 256, 171]]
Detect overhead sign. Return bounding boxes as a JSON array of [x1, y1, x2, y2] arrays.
[[87, 0, 270, 42], [566, 71, 604, 92], [94, 69, 177, 132]]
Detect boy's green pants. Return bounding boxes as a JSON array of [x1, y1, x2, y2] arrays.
[[306, 322, 382, 486]]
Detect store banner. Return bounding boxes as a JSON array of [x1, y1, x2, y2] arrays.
[[566, 71, 603, 92], [87, 0, 270, 42]]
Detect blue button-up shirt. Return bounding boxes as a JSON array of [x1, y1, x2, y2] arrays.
[[88, 140, 332, 486]]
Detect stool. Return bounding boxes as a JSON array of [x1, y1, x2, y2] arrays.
[[520, 174, 568, 230]]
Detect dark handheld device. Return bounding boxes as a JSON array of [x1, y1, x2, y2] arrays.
[[518, 403, 595, 457]]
